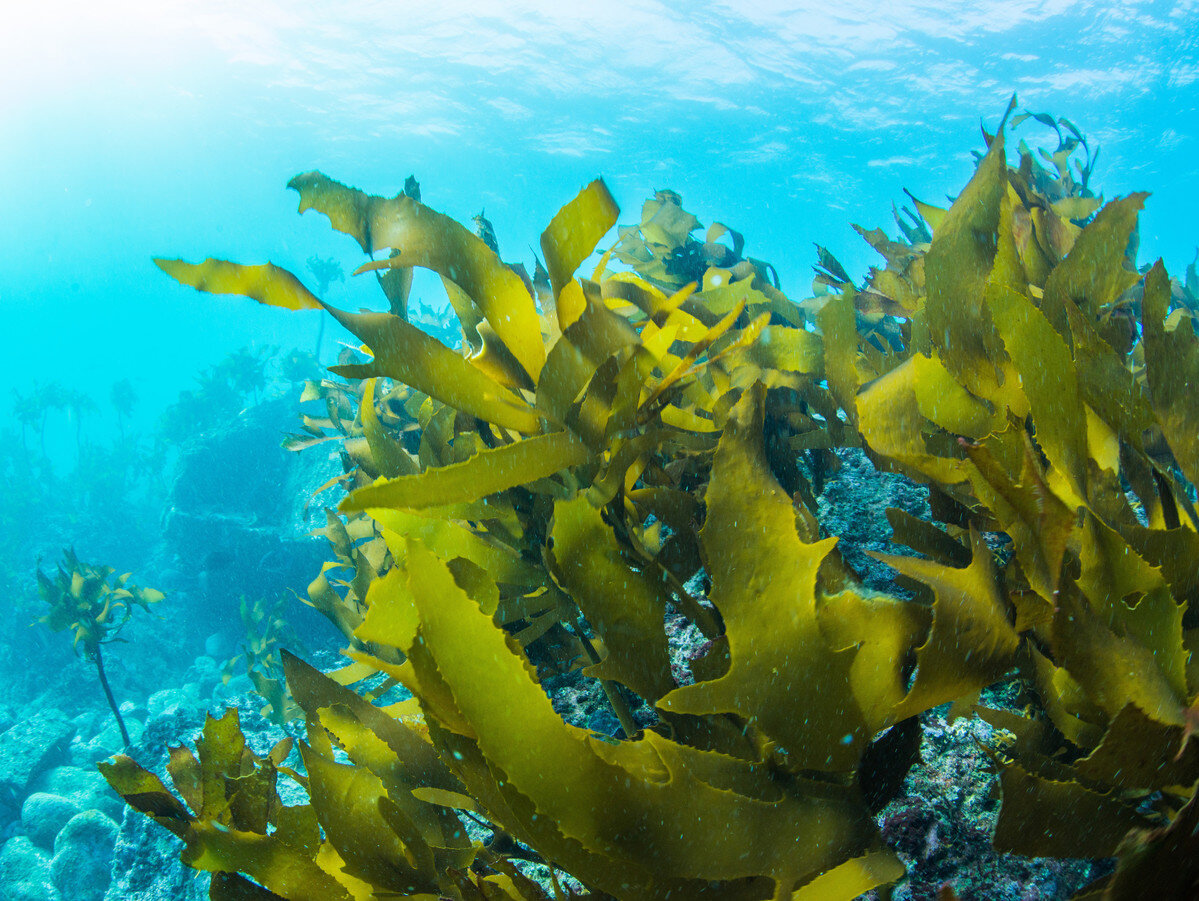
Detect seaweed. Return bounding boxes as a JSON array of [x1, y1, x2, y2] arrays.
[[223, 596, 305, 725], [847, 110, 1199, 877], [36, 549, 164, 748], [104, 100, 1199, 899]]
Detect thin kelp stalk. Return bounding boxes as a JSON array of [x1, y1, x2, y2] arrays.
[[91, 642, 131, 749]]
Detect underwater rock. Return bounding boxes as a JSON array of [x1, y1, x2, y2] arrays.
[[156, 395, 336, 639], [184, 654, 222, 691], [211, 672, 253, 705], [67, 701, 146, 767], [167, 397, 300, 525], [120, 699, 149, 721], [0, 711, 73, 816], [161, 510, 323, 605], [19, 794, 80, 851], [146, 686, 200, 720], [876, 711, 1110, 899], [70, 718, 145, 768], [0, 835, 59, 901], [203, 632, 229, 659], [817, 447, 931, 591], [50, 810, 117, 901], [106, 804, 208, 901], [138, 704, 205, 760], [30, 766, 122, 824]]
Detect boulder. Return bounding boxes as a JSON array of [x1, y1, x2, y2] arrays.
[[159, 396, 335, 617], [105, 806, 208, 901], [50, 810, 118, 901], [20, 794, 80, 850], [0, 712, 73, 818], [30, 767, 122, 824], [0, 835, 59, 901]]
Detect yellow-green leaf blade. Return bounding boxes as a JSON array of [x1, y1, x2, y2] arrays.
[[342, 430, 589, 512], [540, 179, 619, 299], [329, 308, 541, 434], [155, 258, 323, 311]]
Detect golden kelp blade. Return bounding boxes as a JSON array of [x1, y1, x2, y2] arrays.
[[547, 495, 675, 702], [154, 258, 323, 311], [341, 430, 589, 512], [327, 309, 542, 435], [1143, 260, 1199, 489], [992, 762, 1147, 858], [986, 283, 1089, 504], [1041, 193, 1146, 332], [540, 179, 620, 299], [923, 132, 1006, 387], [359, 379, 416, 478], [790, 851, 906, 901], [873, 532, 1019, 721], [389, 540, 876, 897], [157, 256, 541, 433], [659, 383, 868, 773], [287, 171, 397, 254]]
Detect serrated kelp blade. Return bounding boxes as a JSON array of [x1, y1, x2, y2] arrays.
[[873, 531, 1019, 722], [659, 383, 869, 772], [97, 755, 192, 836], [547, 495, 675, 703], [400, 540, 875, 896], [313, 178, 545, 381], [1143, 260, 1199, 488], [327, 307, 542, 434], [183, 820, 353, 901], [992, 763, 1148, 859], [923, 133, 1006, 388]]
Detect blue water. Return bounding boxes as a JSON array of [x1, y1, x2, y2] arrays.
[[3, 1, 1196, 431]]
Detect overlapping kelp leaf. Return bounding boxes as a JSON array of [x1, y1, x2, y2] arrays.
[[612, 189, 784, 303], [840, 106, 1199, 877], [109, 101, 1199, 900]]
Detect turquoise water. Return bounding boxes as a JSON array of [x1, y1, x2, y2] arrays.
[[3, 1, 1196, 428]]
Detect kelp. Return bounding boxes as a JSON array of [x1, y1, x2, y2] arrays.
[[37, 549, 164, 749], [108, 100, 1199, 899], [223, 597, 305, 725], [612, 189, 783, 302], [843, 106, 1199, 877]]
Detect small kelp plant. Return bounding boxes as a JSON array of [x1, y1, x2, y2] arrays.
[[221, 596, 306, 725], [101, 100, 1199, 899], [36, 549, 164, 748]]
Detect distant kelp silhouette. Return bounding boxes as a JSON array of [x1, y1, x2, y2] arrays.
[[103, 100, 1199, 899]]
